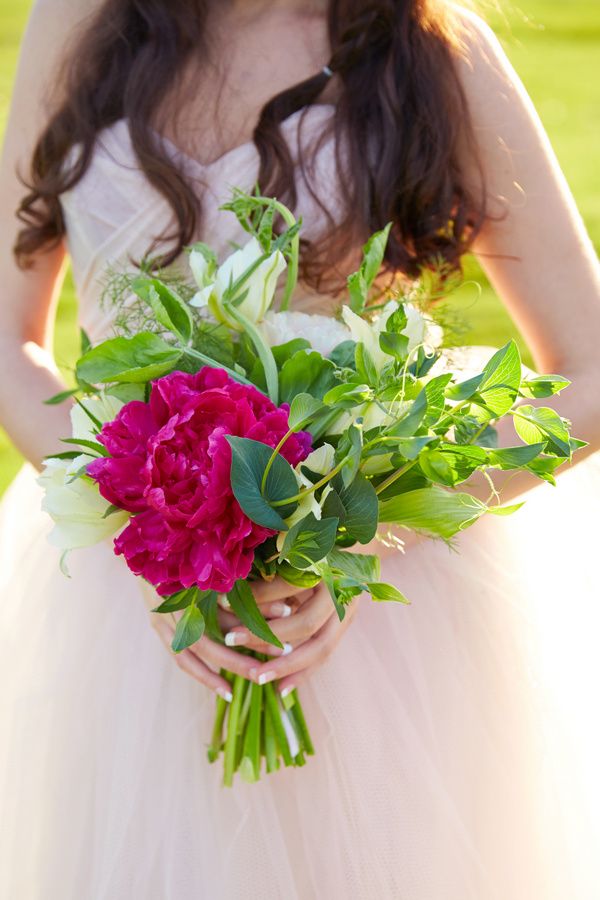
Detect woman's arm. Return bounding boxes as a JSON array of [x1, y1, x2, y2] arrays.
[[0, 0, 100, 468], [453, 11, 600, 493]]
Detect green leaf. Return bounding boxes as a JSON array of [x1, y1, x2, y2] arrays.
[[102, 503, 125, 520], [323, 382, 371, 408], [419, 444, 488, 487], [279, 351, 339, 404], [329, 340, 357, 368], [446, 373, 485, 402], [525, 455, 564, 485], [61, 437, 109, 457], [386, 389, 428, 438], [355, 342, 378, 386], [422, 374, 453, 427], [488, 444, 546, 469], [105, 383, 147, 403], [513, 405, 572, 457], [271, 338, 311, 368], [379, 486, 487, 539], [44, 388, 78, 406], [386, 435, 436, 461], [327, 547, 381, 583], [131, 277, 194, 344], [227, 580, 283, 648], [379, 331, 409, 361], [323, 473, 378, 544], [153, 587, 198, 614], [198, 591, 223, 644], [487, 502, 525, 517], [347, 270, 369, 314], [475, 341, 522, 416], [226, 436, 299, 530], [171, 602, 205, 653], [519, 375, 571, 399], [288, 393, 324, 430], [337, 422, 364, 487], [277, 562, 322, 589], [76, 333, 182, 385], [280, 513, 339, 569], [80, 327, 92, 355], [367, 582, 410, 604]]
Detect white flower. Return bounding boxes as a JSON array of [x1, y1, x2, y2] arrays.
[[260, 311, 350, 357], [276, 444, 336, 552], [341, 301, 428, 372], [38, 391, 129, 552], [38, 456, 129, 550], [191, 237, 286, 331]]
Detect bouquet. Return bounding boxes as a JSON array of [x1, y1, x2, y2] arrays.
[[39, 191, 582, 785]]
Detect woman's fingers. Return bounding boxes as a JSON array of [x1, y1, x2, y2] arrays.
[[223, 584, 335, 651], [218, 580, 315, 613], [150, 616, 233, 699], [250, 601, 359, 685]]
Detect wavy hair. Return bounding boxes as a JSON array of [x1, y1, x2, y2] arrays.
[[14, 0, 485, 291]]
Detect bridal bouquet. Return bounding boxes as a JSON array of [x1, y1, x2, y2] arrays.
[[39, 191, 581, 784]]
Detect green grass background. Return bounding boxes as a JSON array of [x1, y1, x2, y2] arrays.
[[0, 0, 598, 492]]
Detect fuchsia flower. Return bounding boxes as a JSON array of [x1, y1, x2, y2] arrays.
[[87, 368, 311, 595]]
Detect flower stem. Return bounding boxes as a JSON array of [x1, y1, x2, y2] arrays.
[[287, 690, 315, 756], [207, 694, 228, 764], [261, 429, 294, 495], [271, 457, 348, 507], [223, 674, 245, 787], [374, 459, 418, 497], [264, 683, 294, 766], [224, 304, 279, 404]]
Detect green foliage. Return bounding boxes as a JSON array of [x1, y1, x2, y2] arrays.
[[76, 333, 182, 384], [226, 436, 298, 531]]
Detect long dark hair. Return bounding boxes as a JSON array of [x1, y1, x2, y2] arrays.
[[14, 0, 485, 291]]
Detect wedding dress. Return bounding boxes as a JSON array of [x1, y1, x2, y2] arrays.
[[1, 104, 599, 900]]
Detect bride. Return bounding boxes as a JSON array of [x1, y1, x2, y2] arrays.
[[1, 0, 599, 897]]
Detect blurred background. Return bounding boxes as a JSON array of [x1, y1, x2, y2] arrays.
[[0, 0, 598, 493]]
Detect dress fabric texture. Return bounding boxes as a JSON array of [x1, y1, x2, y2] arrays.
[[1, 105, 599, 900]]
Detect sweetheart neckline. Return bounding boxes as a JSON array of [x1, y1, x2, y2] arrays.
[[126, 103, 336, 172]]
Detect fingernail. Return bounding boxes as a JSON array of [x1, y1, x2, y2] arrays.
[[225, 631, 246, 647], [257, 671, 276, 686], [280, 685, 295, 699], [281, 643, 293, 657], [217, 688, 233, 703], [218, 594, 231, 609], [271, 602, 292, 618]]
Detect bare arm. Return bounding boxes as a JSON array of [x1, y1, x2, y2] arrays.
[[444, 11, 600, 500], [0, 0, 99, 468]]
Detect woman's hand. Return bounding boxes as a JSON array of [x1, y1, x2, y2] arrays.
[[222, 577, 360, 698], [143, 576, 358, 702]]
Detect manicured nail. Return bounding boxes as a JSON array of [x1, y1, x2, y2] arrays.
[[257, 671, 276, 686], [271, 602, 292, 618], [218, 594, 231, 609], [281, 643, 293, 657], [225, 631, 246, 647], [280, 685, 295, 699], [217, 688, 233, 703]]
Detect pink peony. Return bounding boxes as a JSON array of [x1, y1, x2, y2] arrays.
[[87, 368, 311, 595]]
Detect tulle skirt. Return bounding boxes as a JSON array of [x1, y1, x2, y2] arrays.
[[1, 457, 599, 900]]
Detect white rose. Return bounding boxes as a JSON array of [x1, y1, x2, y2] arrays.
[[191, 237, 286, 331], [260, 311, 350, 357]]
